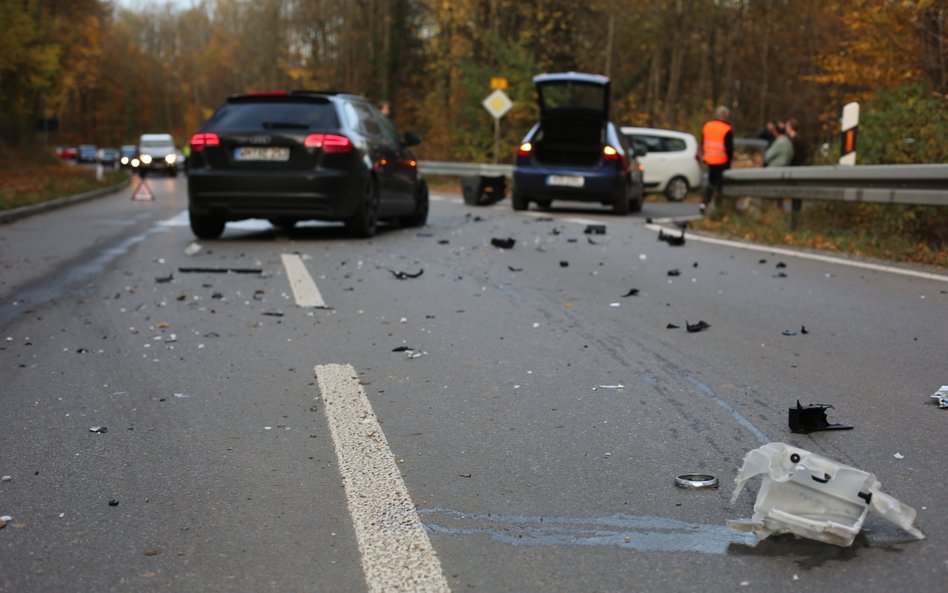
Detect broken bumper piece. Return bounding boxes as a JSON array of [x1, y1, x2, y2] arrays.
[[729, 442, 924, 547]]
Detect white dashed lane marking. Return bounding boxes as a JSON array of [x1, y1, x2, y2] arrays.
[[281, 253, 327, 308], [315, 364, 452, 593]]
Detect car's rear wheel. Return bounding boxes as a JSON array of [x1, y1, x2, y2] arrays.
[[665, 176, 689, 201], [399, 180, 429, 227], [512, 191, 529, 211], [345, 176, 379, 238], [190, 210, 225, 239]]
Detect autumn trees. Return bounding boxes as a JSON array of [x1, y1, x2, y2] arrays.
[[2, 0, 944, 164]]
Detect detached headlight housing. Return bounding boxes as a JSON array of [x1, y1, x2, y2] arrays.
[[141, 154, 153, 165]]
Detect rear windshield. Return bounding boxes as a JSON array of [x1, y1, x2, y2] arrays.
[[540, 82, 606, 112], [207, 101, 339, 131]]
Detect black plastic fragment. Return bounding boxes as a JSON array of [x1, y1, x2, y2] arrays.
[[685, 320, 710, 333], [178, 267, 262, 274], [391, 269, 424, 280], [108, 499, 119, 506], [392, 346, 412, 352], [621, 288, 640, 297], [584, 224, 607, 235], [666, 323, 680, 329], [508, 266, 523, 272], [788, 400, 853, 434], [658, 229, 686, 246], [559, 261, 569, 267], [491, 238, 516, 249], [155, 273, 174, 283], [667, 269, 681, 277]]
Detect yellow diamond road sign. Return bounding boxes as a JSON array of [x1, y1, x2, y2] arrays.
[[482, 89, 513, 119]]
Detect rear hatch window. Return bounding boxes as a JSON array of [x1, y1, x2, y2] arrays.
[[208, 100, 339, 132], [202, 99, 341, 169]]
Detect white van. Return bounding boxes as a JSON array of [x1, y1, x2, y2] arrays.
[[621, 127, 701, 201], [137, 133, 178, 176]]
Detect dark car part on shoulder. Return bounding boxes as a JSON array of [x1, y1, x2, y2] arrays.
[[491, 237, 515, 249], [658, 228, 686, 246], [788, 401, 853, 434]]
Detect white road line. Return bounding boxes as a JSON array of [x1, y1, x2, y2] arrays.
[[645, 223, 948, 284], [281, 253, 328, 308], [315, 364, 451, 593]]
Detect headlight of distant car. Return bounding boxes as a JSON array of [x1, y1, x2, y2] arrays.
[[121, 156, 129, 165], [140, 154, 153, 165], [165, 154, 176, 164], [131, 158, 141, 167]]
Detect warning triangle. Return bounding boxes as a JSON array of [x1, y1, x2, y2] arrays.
[[131, 179, 155, 201]]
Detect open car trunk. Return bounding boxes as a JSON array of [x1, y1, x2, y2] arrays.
[[532, 72, 611, 167], [533, 116, 605, 166]]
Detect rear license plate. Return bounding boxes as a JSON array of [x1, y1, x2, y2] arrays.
[[546, 175, 584, 188], [234, 146, 290, 162]]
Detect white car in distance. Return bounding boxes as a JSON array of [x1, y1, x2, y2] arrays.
[[621, 126, 701, 201]]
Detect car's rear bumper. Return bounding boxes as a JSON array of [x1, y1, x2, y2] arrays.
[[514, 166, 625, 202], [187, 168, 361, 221]]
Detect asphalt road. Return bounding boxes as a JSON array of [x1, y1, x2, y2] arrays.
[[1, 178, 946, 593]]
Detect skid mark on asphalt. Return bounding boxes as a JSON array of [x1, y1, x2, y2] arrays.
[[281, 253, 327, 308], [315, 363, 452, 593], [419, 508, 755, 554]]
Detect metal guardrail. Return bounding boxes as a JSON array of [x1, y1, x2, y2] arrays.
[[418, 159, 948, 208], [418, 160, 514, 178], [722, 164, 948, 206]]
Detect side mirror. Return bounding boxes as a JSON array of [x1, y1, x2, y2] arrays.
[[403, 131, 422, 147]]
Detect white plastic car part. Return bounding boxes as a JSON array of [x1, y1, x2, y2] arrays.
[[729, 442, 924, 547], [931, 385, 948, 408]]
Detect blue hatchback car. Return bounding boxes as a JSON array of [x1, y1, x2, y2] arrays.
[[513, 73, 645, 214]]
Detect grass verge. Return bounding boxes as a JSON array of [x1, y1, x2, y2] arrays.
[[693, 198, 948, 268], [0, 148, 129, 213]]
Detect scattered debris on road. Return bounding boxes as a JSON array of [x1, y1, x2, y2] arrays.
[[508, 266, 523, 272], [178, 267, 262, 274], [184, 242, 202, 256], [931, 385, 948, 408], [686, 320, 710, 333], [559, 261, 569, 267], [788, 401, 853, 433], [667, 269, 681, 277], [584, 224, 606, 235], [621, 288, 640, 297], [491, 238, 516, 249], [675, 474, 719, 490], [155, 273, 173, 283], [89, 426, 107, 433], [729, 442, 924, 546], [390, 269, 424, 280], [658, 228, 686, 246], [666, 323, 680, 329]]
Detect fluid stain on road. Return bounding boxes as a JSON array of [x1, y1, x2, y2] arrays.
[[418, 507, 756, 554]]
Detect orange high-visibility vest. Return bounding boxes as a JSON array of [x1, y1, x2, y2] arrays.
[[702, 120, 732, 165]]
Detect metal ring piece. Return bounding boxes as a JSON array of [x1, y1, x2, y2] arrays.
[[675, 474, 719, 490]]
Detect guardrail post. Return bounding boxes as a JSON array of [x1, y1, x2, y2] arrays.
[[790, 198, 802, 230]]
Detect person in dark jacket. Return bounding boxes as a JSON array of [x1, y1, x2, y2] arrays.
[[785, 118, 806, 166], [701, 105, 734, 213]]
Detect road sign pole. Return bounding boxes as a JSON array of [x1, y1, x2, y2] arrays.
[[493, 117, 500, 164]]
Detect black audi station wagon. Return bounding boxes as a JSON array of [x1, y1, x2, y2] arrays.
[[187, 90, 428, 239]]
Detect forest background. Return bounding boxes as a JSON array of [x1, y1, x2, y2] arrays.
[[3, 0, 945, 165]]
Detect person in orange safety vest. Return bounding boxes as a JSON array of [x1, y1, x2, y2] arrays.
[[700, 106, 734, 212]]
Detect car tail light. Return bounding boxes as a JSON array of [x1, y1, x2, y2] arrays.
[[305, 133, 353, 153], [518, 142, 533, 157], [190, 133, 220, 152], [603, 145, 630, 169]]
